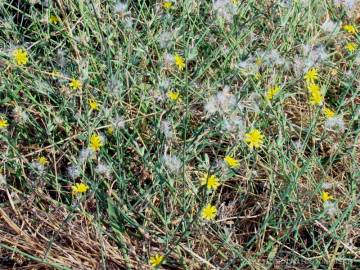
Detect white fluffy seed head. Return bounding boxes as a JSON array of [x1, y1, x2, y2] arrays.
[[31, 162, 45, 173], [158, 31, 173, 49], [205, 86, 236, 115], [162, 154, 181, 173], [325, 116, 346, 132], [115, 2, 128, 13], [161, 120, 174, 140], [324, 201, 338, 217], [67, 165, 81, 179], [79, 147, 95, 164], [213, 0, 237, 23], [321, 19, 339, 33], [95, 163, 111, 177], [0, 174, 6, 187]]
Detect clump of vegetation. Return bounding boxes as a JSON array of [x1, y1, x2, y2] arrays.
[[1, 0, 359, 269]]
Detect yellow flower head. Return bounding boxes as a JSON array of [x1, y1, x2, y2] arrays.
[[89, 134, 104, 151], [174, 53, 185, 71], [149, 254, 164, 267], [200, 174, 220, 190], [12, 48, 28, 65], [37, 156, 49, 166], [266, 85, 281, 101], [307, 83, 320, 94], [224, 156, 240, 168], [201, 204, 217, 220], [163, 1, 173, 9], [343, 24, 357, 34], [69, 78, 82, 90], [244, 129, 264, 149], [72, 183, 89, 195], [255, 57, 262, 66], [345, 42, 358, 53], [231, 0, 240, 4], [321, 191, 333, 203], [50, 70, 60, 78], [107, 126, 114, 136], [254, 72, 261, 81], [88, 99, 100, 111], [304, 68, 318, 83], [0, 118, 9, 129], [323, 107, 335, 119], [49, 15, 60, 24], [309, 90, 323, 106], [167, 90, 181, 102]]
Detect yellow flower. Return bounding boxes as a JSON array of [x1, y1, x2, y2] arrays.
[[88, 99, 100, 111], [343, 24, 357, 34], [254, 72, 261, 80], [309, 90, 323, 106], [244, 129, 264, 149], [224, 156, 240, 168], [321, 191, 333, 203], [50, 70, 60, 78], [266, 85, 281, 101], [72, 183, 89, 195], [345, 42, 358, 53], [323, 107, 335, 119], [231, 0, 240, 4], [69, 78, 82, 90], [163, 1, 173, 9], [89, 134, 103, 151], [107, 126, 114, 136], [12, 48, 28, 65], [0, 118, 9, 129], [49, 15, 60, 24], [255, 57, 262, 66], [200, 174, 220, 190], [201, 204, 217, 220], [149, 254, 164, 267], [304, 68, 318, 83], [174, 53, 185, 71], [37, 156, 49, 166], [167, 90, 181, 102], [307, 83, 320, 94]]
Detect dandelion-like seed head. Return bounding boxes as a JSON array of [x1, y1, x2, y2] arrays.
[[163, 154, 181, 173], [321, 19, 339, 33], [115, 2, 128, 13]]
